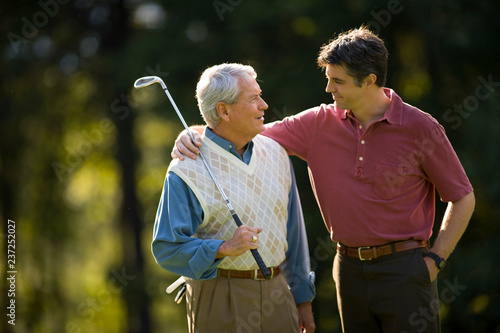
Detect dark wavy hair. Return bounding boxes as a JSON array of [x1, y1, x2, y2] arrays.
[[317, 25, 388, 87]]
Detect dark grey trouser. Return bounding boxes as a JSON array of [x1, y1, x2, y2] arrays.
[[333, 247, 440, 333]]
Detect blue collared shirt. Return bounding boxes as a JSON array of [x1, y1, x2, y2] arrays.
[[152, 128, 315, 304]]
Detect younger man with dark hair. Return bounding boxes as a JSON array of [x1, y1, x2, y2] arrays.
[[175, 26, 475, 332]]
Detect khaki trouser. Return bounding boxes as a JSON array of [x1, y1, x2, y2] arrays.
[[186, 274, 299, 333]]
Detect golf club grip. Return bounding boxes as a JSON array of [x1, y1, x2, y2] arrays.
[[231, 213, 272, 280], [250, 249, 272, 279]]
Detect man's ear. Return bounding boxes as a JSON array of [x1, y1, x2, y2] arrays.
[[216, 102, 230, 121], [364, 74, 377, 87]]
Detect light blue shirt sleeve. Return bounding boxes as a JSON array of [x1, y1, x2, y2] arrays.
[[151, 172, 225, 280], [282, 160, 316, 304]]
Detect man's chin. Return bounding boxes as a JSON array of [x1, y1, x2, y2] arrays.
[[334, 100, 347, 110]]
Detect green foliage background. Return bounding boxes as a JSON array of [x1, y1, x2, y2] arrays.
[[1, 0, 499, 332]]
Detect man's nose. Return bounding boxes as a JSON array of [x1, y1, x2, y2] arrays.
[[260, 98, 268, 110], [326, 82, 335, 93]]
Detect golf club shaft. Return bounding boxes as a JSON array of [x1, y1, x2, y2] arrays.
[[161, 86, 271, 280]]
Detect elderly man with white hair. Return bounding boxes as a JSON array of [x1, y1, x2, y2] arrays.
[[151, 63, 316, 333]]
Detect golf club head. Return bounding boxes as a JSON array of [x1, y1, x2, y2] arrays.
[[134, 76, 164, 89]]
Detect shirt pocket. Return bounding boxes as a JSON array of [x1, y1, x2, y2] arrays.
[[373, 163, 406, 200]]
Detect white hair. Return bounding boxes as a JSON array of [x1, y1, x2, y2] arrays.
[[196, 63, 257, 128]]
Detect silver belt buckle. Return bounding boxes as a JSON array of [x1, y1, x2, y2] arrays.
[[358, 246, 373, 261]]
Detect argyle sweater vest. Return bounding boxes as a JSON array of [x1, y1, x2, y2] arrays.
[[168, 134, 291, 270]]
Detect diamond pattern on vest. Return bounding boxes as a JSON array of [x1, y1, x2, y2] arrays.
[[168, 135, 291, 270]]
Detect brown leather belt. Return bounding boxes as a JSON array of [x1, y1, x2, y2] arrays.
[[217, 266, 281, 280], [337, 240, 429, 261]]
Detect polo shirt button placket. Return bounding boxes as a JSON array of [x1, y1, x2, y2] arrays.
[[355, 135, 366, 177], [353, 121, 366, 177], [359, 139, 366, 162]]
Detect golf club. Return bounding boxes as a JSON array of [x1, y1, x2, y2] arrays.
[[134, 76, 272, 280]]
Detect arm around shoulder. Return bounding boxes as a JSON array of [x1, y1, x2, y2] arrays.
[[171, 125, 205, 160]]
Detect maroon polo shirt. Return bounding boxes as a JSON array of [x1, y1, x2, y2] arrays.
[[263, 88, 473, 247]]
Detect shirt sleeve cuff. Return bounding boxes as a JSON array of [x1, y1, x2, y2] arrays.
[[290, 272, 316, 304], [188, 239, 225, 280]]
